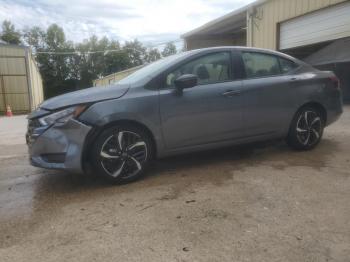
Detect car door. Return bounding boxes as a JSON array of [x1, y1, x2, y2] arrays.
[[239, 51, 299, 138], [159, 51, 244, 149]]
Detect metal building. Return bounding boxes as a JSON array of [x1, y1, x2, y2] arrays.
[[182, 0, 350, 101], [93, 65, 143, 87], [0, 43, 44, 114]]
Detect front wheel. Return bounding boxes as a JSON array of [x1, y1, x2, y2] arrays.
[[287, 107, 324, 150], [91, 124, 153, 183]]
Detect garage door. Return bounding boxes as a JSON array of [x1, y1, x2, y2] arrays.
[[279, 2, 350, 50]]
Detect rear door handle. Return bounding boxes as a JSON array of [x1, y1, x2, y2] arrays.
[[222, 90, 242, 97], [290, 77, 298, 81]]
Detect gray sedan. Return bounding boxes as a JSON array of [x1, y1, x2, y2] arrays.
[[26, 47, 343, 183]]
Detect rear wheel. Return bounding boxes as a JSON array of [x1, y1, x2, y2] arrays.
[[287, 107, 324, 150], [91, 124, 153, 183]]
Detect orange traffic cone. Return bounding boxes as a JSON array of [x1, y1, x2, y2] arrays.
[[6, 105, 13, 117]]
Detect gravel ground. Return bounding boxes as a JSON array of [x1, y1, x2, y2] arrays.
[[0, 107, 349, 262]]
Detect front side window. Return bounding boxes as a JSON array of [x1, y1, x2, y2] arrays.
[[242, 52, 281, 78], [118, 52, 188, 84], [165, 52, 231, 88]]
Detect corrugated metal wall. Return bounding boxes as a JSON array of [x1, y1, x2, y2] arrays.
[[185, 33, 246, 51], [93, 65, 143, 87], [248, 0, 347, 50], [0, 44, 43, 114]]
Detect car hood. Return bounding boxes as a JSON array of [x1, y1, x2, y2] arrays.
[[39, 83, 130, 111]]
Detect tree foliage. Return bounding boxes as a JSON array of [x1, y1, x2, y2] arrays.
[[145, 48, 162, 62], [162, 42, 177, 57], [1, 20, 179, 98], [0, 20, 21, 44]]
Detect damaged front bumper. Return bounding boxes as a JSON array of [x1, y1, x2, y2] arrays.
[[26, 118, 92, 173]]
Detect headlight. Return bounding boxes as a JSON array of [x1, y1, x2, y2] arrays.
[[38, 105, 87, 126]]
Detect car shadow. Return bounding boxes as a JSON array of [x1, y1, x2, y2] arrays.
[[33, 137, 339, 194]]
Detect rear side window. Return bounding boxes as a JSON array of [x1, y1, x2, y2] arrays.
[[242, 52, 281, 78], [279, 57, 298, 73]]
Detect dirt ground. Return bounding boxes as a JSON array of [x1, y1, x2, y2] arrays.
[[0, 107, 349, 262]]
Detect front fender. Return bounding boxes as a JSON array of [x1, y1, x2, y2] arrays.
[[79, 90, 166, 157]]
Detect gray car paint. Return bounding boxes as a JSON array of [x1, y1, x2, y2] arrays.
[[28, 119, 91, 173], [26, 47, 343, 173], [242, 74, 299, 138], [38, 84, 130, 111], [159, 80, 245, 148]]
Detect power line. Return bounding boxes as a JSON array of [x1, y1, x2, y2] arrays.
[[34, 39, 183, 55], [145, 39, 183, 47], [36, 49, 128, 55]]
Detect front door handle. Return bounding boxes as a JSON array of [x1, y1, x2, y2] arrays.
[[222, 90, 241, 97]]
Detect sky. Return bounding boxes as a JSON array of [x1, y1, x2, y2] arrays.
[[0, 0, 255, 48]]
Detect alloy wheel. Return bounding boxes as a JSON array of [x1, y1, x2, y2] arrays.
[[296, 111, 322, 147], [99, 131, 147, 179]]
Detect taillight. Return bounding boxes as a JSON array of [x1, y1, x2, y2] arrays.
[[329, 75, 340, 89]]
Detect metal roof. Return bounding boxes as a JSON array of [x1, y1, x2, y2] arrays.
[[181, 0, 267, 39]]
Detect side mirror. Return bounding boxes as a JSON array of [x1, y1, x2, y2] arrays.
[[174, 74, 198, 90]]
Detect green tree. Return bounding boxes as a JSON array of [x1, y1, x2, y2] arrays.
[[104, 40, 130, 75], [38, 24, 75, 97], [123, 39, 147, 66], [74, 35, 112, 88], [23, 26, 46, 50], [162, 42, 177, 57], [145, 48, 161, 63], [0, 20, 21, 44], [1, 20, 155, 98], [46, 24, 66, 50]]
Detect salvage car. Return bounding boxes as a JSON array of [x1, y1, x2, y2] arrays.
[[26, 47, 343, 183]]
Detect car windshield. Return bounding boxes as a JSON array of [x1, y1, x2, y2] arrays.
[[118, 52, 189, 84]]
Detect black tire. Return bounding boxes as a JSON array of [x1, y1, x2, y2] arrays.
[[91, 124, 153, 184], [287, 106, 324, 150]]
